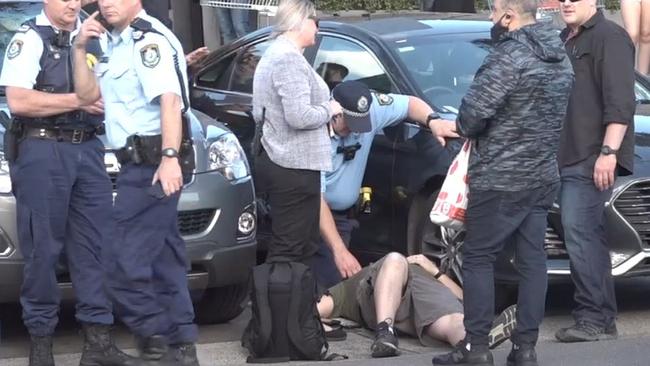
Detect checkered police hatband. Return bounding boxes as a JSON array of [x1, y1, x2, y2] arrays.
[[342, 108, 371, 118]]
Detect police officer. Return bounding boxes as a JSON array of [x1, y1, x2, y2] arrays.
[[312, 80, 458, 288], [0, 1, 137, 366], [72, 1, 199, 365]]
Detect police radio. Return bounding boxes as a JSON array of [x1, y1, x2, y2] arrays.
[[336, 142, 361, 161]]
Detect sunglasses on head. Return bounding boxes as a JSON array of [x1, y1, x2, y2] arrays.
[[308, 15, 320, 28], [558, 0, 582, 3]]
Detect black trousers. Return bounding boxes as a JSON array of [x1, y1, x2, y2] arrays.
[[462, 183, 559, 346], [255, 151, 321, 262]]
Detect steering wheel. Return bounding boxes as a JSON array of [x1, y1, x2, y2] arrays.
[[422, 85, 456, 97]]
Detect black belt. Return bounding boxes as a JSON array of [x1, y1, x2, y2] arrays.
[[21, 126, 99, 144]]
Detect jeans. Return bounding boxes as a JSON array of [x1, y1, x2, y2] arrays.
[[462, 183, 558, 346], [560, 155, 617, 328], [215, 5, 252, 44]]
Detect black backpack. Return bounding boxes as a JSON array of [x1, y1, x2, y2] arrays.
[[242, 261, 332, 363]]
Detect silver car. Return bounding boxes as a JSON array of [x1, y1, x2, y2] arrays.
[[0, 0, 256, 324]]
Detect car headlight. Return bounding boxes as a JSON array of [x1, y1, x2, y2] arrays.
[[0, 152, 11, 194], [207, 133, 250, 181]]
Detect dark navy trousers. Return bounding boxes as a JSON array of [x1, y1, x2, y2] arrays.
[[10, 137, 114, 336], [108, 163, 197, 344], [462, 183, 559, 346]]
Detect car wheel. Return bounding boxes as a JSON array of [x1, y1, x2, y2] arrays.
[[407, 190, 465, 284], [194, 283, 248, 324]]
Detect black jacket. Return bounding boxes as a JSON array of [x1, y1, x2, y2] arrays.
[[457, 22, 574, 191]]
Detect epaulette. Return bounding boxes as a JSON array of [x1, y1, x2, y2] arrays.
[[130, 18, 153, 41], [16, 24, 31, 33]]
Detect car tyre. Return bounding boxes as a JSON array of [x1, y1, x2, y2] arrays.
[[194, 283, 248, 324]]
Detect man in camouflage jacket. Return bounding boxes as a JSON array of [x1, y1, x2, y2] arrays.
[[432, 0, 574, 365]]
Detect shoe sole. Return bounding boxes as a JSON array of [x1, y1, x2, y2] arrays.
[[489, 304, 517, 349], [371, 341, 399, 358], [432, 361, 493, 366], [507, 360, 537, 366], [555, 332, 618, 343]]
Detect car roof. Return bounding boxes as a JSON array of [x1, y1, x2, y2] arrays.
[[318, 12, 492, 38]]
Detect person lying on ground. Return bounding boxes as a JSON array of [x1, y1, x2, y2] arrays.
[[317, 252, 517, 358]]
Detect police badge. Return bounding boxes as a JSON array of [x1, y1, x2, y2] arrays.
[[140, 44, 160, 68], [7, 40, 23, 60]]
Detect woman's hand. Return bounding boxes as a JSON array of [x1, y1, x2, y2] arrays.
[[329, 100, 343, 117], [407, 254, 439, 277]]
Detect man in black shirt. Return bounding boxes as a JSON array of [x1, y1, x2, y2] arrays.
[[556, 0, 636, 343]]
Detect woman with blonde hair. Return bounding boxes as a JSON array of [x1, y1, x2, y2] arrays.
[[253, 0, 342, 262], [621, 0, 650, 74]]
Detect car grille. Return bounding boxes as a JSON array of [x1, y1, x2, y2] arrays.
[[178, 209, 216, 236], [613, 180, 650, 248], [544, 226, 566, 257], [109, 172, 118, 190]]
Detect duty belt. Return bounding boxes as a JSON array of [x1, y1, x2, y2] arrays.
[[21, 125, 102, 144]]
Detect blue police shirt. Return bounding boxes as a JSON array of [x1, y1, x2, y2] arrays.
[[323, 93, 409, 211], [95, 10, 187, 149], [0, 11, 80, 90]]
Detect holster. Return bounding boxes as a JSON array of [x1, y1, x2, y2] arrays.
[[116, 116, 195, 174], [1, 113, 22, 164]]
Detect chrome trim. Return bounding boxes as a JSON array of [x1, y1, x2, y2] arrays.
[[182, 208, 221, 241], [547, 251, 650, 276], [0, 228, 12, 257], [612, 251, 650, 276]]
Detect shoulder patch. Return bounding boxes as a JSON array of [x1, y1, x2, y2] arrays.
[[140, 44, 160, 68], [7, 40, 23, 59], [374, 92, 393, 106]]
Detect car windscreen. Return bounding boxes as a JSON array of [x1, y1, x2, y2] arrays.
[[389, 32, 491, 112], [0, 2, 43, 95]]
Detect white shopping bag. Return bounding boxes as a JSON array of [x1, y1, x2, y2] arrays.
[[430, 140, 471, 230]]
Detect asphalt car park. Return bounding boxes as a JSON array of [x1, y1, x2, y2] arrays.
[[191, 11, 650, 299], [0, 0, 257, 325]]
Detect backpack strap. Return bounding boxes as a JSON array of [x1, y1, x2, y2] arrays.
[[286, 263, 329, 360], [251, 264, 273, 357]]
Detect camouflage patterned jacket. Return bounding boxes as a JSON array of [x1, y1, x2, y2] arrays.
[[456, 22, 574, 192]]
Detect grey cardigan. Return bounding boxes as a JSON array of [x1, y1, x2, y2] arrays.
[[252, 35, 333, 171]]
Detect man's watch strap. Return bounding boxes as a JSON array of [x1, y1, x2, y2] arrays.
[[426, 112, 441, 125], [161, 148, 179, 158], [600, 145, 618, 156]]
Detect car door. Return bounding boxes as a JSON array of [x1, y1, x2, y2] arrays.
[[311, 33, 409, 263], [191, 39, 270, 160]]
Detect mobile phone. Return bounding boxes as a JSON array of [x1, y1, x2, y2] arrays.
[[96, 12, 111, 30]]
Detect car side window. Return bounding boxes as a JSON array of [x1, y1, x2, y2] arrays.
[[635, 80, 650, 104], [313, 35, 396, 94], [196, 53, 236, 90], [230, 41, 270, 94]]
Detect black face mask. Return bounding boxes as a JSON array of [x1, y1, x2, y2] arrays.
[[490, 14, 509, 42]]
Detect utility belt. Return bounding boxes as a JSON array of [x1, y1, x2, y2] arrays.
[[115, 133, 195, 174], [2, 118, 105, 163]]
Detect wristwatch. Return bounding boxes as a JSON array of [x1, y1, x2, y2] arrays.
[[426, 112, 441, 126], [600, 145, 618, 156], [161, 148, 179, 158]]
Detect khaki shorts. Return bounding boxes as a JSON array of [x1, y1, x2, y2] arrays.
[[356, 258, 464, 346]]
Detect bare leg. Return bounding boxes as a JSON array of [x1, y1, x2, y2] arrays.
[[639, 0, 650, 75], [621, 0, 641, 46], [426, 313, 466, 346], [374, 252, 408, 325]]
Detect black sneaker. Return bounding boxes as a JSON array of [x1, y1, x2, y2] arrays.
[[555, 320, 618, 343], [29, 335, 55, 366], [167, 343, 200, 366], [488, 305, 517, 349], [506, 343, 537, 366], [370, 321, 399, 358], [432, 340, 494, 366]]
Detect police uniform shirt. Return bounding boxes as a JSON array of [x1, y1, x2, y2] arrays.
[[95, 9, 187, 149], [323, 93, 409, 211], [0, 11, 81, 90]]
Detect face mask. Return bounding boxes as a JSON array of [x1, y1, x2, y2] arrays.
[[490, 13, 509, 42]]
